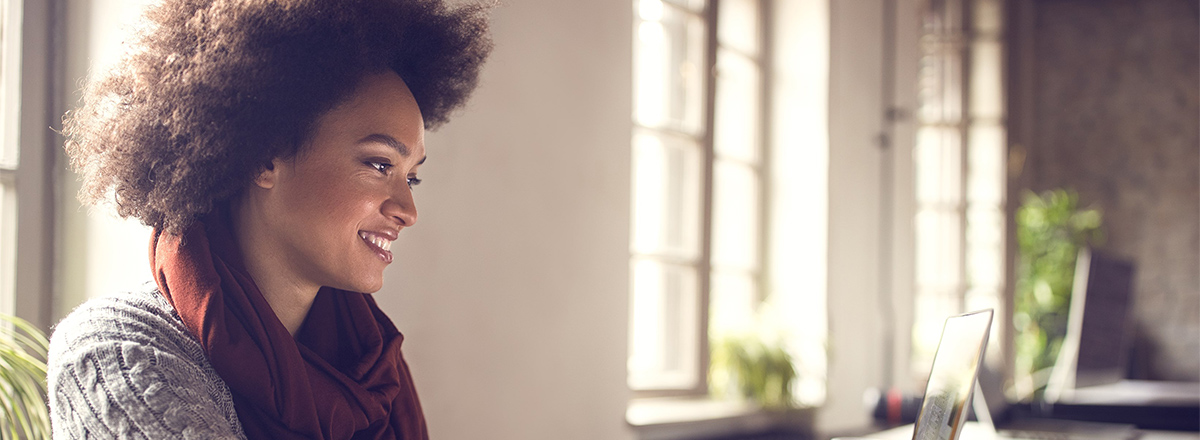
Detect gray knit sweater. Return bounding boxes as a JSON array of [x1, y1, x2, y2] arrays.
[[48, 288, 247, 439]]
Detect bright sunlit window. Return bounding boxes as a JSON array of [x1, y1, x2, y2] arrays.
[[708, 0, 766, 350], [628, 0, 828, 405], [628, 0, 709, 393], [629, 0, 774, 393], [912, 0, 1007, 375]]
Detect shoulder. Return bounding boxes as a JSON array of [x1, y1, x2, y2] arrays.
[[51, 287, 190, 353], [48, 287, 245, 439]]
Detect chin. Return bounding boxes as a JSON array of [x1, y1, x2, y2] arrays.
[[354, 277, 385, 294], [330, 276, 384, 294]]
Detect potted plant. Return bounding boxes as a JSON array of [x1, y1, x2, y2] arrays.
[[1013, 189, 1102, 398], [0, 314, 51, 439], [710, 333, 797, 409]]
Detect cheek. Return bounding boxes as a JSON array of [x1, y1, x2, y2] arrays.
[[302, 178, 385, 229]]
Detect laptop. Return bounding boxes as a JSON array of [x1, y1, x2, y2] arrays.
[[910, 309, 994, 440], [833, 309, 994, 440]]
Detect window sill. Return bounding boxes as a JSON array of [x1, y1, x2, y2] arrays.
[[626, 397, 815, 440]]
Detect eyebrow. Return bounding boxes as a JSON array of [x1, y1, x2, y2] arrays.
[[360, 133, 427, 165], [360, 133, 411, 156]]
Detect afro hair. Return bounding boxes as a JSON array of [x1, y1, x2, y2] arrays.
[[64, 0, 492, 233]]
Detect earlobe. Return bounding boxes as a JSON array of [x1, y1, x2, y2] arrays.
[[254, 160, 279, 189]]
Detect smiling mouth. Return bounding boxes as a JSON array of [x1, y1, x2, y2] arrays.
[[359, 231, 394, 263]]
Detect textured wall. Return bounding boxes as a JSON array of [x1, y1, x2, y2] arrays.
[[1028, 0, 1199, 381]]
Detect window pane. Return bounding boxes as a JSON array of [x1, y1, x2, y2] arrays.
[[916, 54, 942, 124], [634, 1, 706, 135], [969, 39, 1003, 120], [966, 206, 1003, 288], [915, 209, 961, 290], [972, 0, 1003, 35], [0, 182, 13, 315], [628, 258, 700, 390], [717, 0, 759, 57], [714, 49, 761, 164], [709, 269, 756, 338], [662, 0, 706, 14], [913, 0, 1008, 383], [711, 159, 760, 271], [915, 126, 963, 206], [917, 43, 962, 124], [631, 129, 703, 260], [924, 0, 964, 34], [967, 124, 1004, 205], [911, 286, 962, 372], [0, 0, 17, 169]]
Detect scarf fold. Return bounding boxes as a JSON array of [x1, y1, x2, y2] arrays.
[[151, 209, 427, 440]]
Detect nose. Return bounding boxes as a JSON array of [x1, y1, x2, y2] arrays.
[[382, 184, 418, 227]]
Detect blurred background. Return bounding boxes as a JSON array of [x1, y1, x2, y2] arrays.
[[0, 0, 1195, 438]]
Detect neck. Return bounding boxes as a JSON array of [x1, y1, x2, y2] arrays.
[[231, 195, 319, 336]]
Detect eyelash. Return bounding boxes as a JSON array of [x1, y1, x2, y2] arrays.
[[367, 161, 393, 174], [366, 161, 421, 188]]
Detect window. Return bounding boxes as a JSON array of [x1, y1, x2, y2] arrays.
[[0, 0, 55, 329], [628, 0, 828, 404], [628, 0, 770, 395], [1, 0, 20, 317], [708, 0, 767, 354], [628, 0, 713, 394], [911, 0, 1007, 375]]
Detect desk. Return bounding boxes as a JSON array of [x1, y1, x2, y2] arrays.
[[862, 422, 1200, 440]]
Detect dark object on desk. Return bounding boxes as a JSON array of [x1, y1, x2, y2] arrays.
[[1012, 399, 1199, 432], [867, 388, 922, 427], [1047, 248, 1137, 398], [1041, 249, 1200, 431], [1031, 380, 1200, 431]]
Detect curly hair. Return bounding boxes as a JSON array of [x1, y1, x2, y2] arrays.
[[64, 0, 492, 234]]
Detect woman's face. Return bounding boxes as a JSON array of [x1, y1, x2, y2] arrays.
[[251, 71, 426, 294]]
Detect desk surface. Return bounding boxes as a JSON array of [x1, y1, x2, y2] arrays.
[[862, 422, 1200, 440]]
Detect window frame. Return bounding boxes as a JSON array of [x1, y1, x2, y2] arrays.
[[2, 0, 58, 332], [628, 0, 772, 398], [910, 0, 1009, 380]]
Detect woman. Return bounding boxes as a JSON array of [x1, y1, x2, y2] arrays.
[[47, 0, 491, 438]]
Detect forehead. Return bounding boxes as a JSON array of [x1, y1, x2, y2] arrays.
[[305, 71, 426, 158]]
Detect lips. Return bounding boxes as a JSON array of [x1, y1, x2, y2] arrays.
[[359, 231, 394, 263]]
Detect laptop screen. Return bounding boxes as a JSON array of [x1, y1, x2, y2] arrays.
[[912, 309, 994, 440]]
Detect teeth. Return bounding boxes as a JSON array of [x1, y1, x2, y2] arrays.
[[360, 232, 393, 252]]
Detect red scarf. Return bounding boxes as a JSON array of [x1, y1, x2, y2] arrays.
[[150, 210, 428, 439]]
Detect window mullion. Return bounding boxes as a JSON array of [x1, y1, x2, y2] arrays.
[[754, 0, 770, 305], [694, 0, 719, 397], [957, 0, 972, 305]]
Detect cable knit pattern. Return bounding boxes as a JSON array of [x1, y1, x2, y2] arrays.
[[48, 288, 246, 439]]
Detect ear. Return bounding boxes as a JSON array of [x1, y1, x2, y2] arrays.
[[254, 159, 280, 189]]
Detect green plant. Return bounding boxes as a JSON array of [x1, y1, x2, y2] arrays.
[[0, 314, 51, 440], [1013, 189, 1101, 397], [709, 334, 797, 409]]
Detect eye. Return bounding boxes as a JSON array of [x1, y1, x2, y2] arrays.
[[366, 161, 393, 174], [407, 176, 422, 188]]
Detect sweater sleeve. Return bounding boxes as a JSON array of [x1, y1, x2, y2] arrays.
[[48, 293, 245, 440]]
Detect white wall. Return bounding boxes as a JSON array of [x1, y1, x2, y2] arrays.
[[822, 0, 888, 433], [820, 0, 922, 433], [374, 1, 635, 439], [57, 0, 156, 322], [769, 0, 830, 407]]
